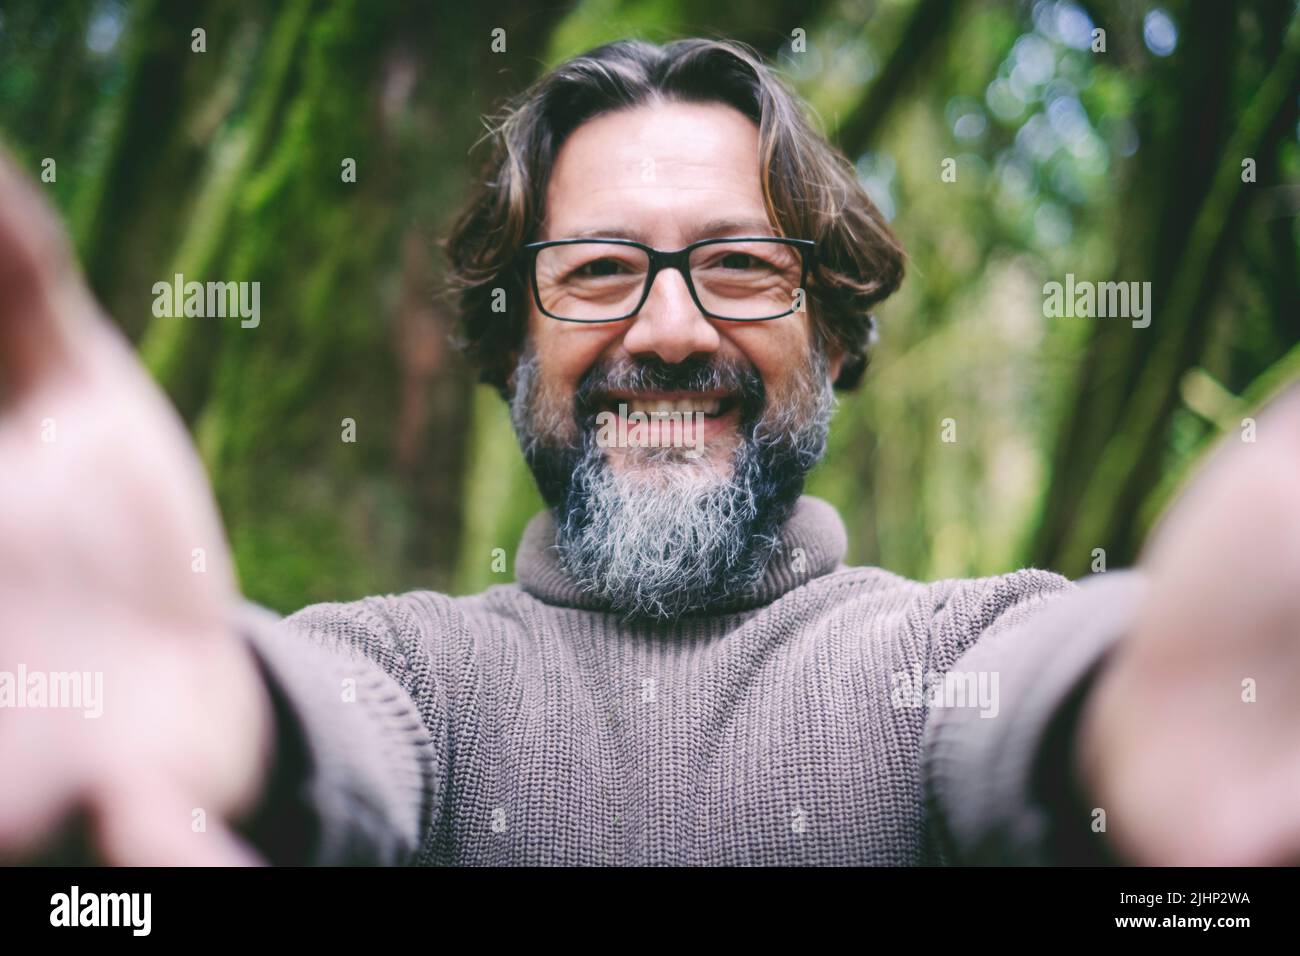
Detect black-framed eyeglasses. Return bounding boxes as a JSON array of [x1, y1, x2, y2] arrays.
[[521, 236, 815, 323]]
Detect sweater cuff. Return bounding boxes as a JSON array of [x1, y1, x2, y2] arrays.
[[922, 570, 1146, 864], [232, 601, 436, 865]]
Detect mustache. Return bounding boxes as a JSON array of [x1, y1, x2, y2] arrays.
[[573, 355, 766, 422]]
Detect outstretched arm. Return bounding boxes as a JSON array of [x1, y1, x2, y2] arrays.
[[0, 147, 439, 865], [927, 386, 1300, 865]]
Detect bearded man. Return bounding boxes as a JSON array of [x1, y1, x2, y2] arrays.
[[1, 38, 1298, 867]]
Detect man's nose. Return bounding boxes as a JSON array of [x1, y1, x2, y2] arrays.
[[621, 267, 720, 365]]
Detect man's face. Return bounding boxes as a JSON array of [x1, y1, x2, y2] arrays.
[[524, 100, 840, 468], [510, 100, 840, 618]]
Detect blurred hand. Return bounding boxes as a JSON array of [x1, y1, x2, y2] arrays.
[[1079, 385, 1300, 864], [0, 148, 272, 864]]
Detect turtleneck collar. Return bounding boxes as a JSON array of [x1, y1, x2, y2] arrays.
[[514, 495, 848, 615]]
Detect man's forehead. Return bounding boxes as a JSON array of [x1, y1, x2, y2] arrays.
[[541, 101, 770, 243]]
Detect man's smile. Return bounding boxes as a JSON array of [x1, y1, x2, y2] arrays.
[[590, 389, 745, 451], [597, 389, 738, 417]]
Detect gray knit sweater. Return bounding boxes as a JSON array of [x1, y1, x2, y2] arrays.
[[238, 496, 1145, 866]]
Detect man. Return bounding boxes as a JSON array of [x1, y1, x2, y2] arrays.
[[0, 38, 1297, 866]]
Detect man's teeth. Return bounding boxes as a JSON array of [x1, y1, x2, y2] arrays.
[[621, 398, 722, 416]]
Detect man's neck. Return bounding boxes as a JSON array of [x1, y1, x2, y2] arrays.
[[514, 495, 848, 616]]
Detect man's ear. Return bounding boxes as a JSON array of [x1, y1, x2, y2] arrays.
[[504, 351, 520, 397], [825, 343, 846, 387]]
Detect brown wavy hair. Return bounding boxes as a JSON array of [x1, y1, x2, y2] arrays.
[[443, 37, 905, 397]]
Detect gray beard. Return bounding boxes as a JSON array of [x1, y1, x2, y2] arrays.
[[510, 349, 834, 620]]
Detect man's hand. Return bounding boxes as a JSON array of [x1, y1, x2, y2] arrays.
[[0, 149, 273, 865], [1078, 385, 1300, 865]]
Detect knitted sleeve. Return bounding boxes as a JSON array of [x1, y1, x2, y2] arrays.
[[921, 568, 1146, 864], [232, 596, 448, 865]]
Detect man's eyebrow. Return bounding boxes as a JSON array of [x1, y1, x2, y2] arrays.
[[691, 217, 779, 239], [564, 225, 653, 242], [555, 217, 779, 245]]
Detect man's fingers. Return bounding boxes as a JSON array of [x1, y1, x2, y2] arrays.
[[0, 773, 82, 861], [1142, 381, 1300, 568], [0, 144, 94, 397], [92, 778, 266, 867]]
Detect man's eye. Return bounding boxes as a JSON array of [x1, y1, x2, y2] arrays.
[[708, 250, 783, 272], [575, 258, 626, 278], [719, 252, 757, 270]]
